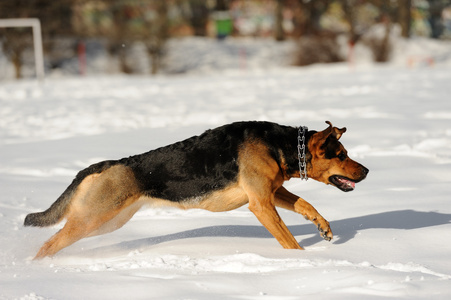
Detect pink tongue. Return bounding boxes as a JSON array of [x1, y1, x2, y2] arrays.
[[340, 178, 355, 189]]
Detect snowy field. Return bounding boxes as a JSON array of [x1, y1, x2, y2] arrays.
[[1, 38, 451, 299]]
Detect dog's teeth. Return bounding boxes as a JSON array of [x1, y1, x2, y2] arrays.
[[340, 178, 355, 189]]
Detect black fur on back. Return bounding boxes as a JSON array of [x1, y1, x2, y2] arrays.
[[122, 121, 309, 202]]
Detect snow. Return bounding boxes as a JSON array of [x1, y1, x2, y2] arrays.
[[1, 37, 451, 299]]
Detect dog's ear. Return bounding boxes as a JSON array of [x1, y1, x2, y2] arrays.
[[316, 121, 347, 142], [328, 121, 347, 140]]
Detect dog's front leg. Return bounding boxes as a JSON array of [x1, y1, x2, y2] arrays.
[[274, 186, 333, 241], [247, 195, 303, 250]]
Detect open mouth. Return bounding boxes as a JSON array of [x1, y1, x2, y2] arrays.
[[329, 175, 356, 192]]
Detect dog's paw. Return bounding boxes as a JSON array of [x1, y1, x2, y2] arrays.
[[317, 222, 333, 241], [298, 208, 334, 242]]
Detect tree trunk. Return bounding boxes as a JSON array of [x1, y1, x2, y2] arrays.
[[375, 19, 392, 62], [398, 0, 411, 38], [342, 0, 359, 44], [189, 1, 209, 36], [275, 0, 285, 41], [295, 0, 328, 37], [147, 1, 168, 75]]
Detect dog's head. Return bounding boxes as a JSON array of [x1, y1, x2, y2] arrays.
[[307, 121, 368, 192]]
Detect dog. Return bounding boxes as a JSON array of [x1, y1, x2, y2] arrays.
[[25, 121, 368, 259]]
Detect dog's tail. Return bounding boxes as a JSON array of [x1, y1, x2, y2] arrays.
[[24, 160, 117, 227]]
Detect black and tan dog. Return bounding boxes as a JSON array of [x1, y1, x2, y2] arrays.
[[25, 121, 368, 259]]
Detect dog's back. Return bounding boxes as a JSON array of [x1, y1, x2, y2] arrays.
[[122, 121, 298, 202]]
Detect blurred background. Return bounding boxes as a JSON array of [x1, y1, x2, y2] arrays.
[[1, 0, 450, 80]]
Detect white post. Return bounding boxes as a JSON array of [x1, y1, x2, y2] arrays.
[[0, 18, 45, 80], [31, 19, 45, 80]]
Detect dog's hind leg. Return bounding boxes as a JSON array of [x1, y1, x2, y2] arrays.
[[34, 216, 92, 259], [33, 165, 142, 259], [34, 198, 142, 259], [274, 186, 333, 241]]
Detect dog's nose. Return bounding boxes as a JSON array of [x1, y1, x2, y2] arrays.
[[362, 166, 369, 176]]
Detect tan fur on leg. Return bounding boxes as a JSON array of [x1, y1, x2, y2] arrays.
[[274, 186, 333, 241], [248, 196, 303, 249], [33, 165, 143, 259], [239, 141, 302, 249]]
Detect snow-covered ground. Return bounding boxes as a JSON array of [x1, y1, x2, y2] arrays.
[[1, 38, 451, 299]]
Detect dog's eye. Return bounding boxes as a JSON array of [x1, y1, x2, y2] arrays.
[[337, 152, 347, 161]]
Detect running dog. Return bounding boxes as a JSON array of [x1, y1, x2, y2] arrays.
[[25, 121, 368, 259]]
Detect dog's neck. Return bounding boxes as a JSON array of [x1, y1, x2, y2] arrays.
[[299, 128, 315, 180], [298, 126, 308, 180]]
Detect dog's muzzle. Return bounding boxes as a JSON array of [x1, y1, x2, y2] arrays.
[[329, 166, 369, 192]]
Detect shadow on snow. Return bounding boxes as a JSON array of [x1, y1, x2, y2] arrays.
[[84, 210, 451, 256]]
